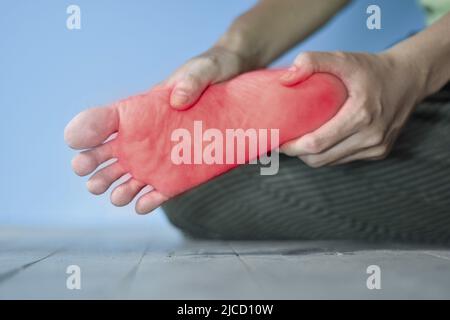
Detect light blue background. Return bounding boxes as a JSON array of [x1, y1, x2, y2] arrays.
[[0, 0, 425, 227]]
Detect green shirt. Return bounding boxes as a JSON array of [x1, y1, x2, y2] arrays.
[[420, 0, 450, 24]]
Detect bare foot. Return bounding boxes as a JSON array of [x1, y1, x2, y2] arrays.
[[64, 69, 346, 214]]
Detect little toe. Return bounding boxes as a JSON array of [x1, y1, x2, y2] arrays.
[[135, 190, 169, 215], [86, 161, 126, 195], [110, 178, 146, 207], [64, 106, 119, 150], [72, 140, 117, 176]]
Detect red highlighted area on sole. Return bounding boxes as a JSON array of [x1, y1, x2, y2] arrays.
[[66, 69, 347, 202]]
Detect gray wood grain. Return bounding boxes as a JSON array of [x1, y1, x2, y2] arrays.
[[1, 227, 449, 299]]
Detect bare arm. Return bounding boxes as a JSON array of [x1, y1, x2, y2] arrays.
[[280, 13, 450, 167], [386, 13, 450, 99], [217, 0, 350, 69], [167, 0, 349, 109]]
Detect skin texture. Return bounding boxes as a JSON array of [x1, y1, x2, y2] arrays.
[[167, 0, 450, 167], [65, 70, 347, 214], [278, 51, 421, 167], [278, 14, 450, 166], [66, 1, 450, 214], [167, 0, 350, 110]]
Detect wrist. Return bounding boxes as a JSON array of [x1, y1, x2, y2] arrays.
[[383, 15, 450, 99], [214, 18, 263, 72], [381, 48, 429, 103]]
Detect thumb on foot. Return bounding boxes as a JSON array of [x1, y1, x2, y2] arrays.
[[280, 52, 339, 86], [170, 72, 215, 110]]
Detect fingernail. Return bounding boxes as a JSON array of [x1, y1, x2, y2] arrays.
[[171, 89, 190, 107], [280, 66, 298, 82]]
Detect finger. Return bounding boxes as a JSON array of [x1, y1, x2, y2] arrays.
[[280, 100, 356, 157], [170, 66, 219, 110], [331, 145, 391, 166], [135, 190, 169, 215], [296, 126, 388, 167], [298, 132, 368, 168], [280, 52, 340, 86]]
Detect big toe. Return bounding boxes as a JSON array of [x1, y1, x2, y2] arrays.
[[64, 106, 119, 150]]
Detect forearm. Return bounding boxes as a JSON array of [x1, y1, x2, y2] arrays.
[[214, 0, 350, 70], [386, 13, 450, 100]]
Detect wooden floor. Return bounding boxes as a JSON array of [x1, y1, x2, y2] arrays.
[[1, 226, 450, 299]]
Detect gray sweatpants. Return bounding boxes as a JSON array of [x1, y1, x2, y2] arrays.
[[163, 85, 450, 243]]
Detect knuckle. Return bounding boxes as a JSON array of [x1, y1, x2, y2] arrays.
[[202, 54, 219, 66], [309, 161, 324, 169], [374, 144, 389, 158], [295, 52, 315, 66], [357, 108, 373, 126], [301, 156, 323, 168], [181, 74, 202, 91], [333, 51, 347, 60], [280, 145, 296, 157], [373, 102, 383, 118], [303, 136, 323, 154], [368, 131, 385, 146], [196, 54, 221, 72]]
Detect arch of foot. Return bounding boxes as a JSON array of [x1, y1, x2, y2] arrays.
[[65, 69, 347, 214]]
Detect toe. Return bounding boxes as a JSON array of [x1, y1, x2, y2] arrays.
[[86, 161, 126, 195], [72, 140, 117, 176], [135, 190, 169, 215], [65, 106, 119, 150], [110, 178, 146, 207]]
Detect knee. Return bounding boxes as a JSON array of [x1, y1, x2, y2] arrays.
[[162, 164, 263, 239], [163, 200, 220, 239]]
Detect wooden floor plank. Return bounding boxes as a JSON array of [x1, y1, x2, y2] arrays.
[[1, 228, 450, 299], [236, 249, 450, 299], [0, 227, 180, 299], [128, 240, 260, 299]]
